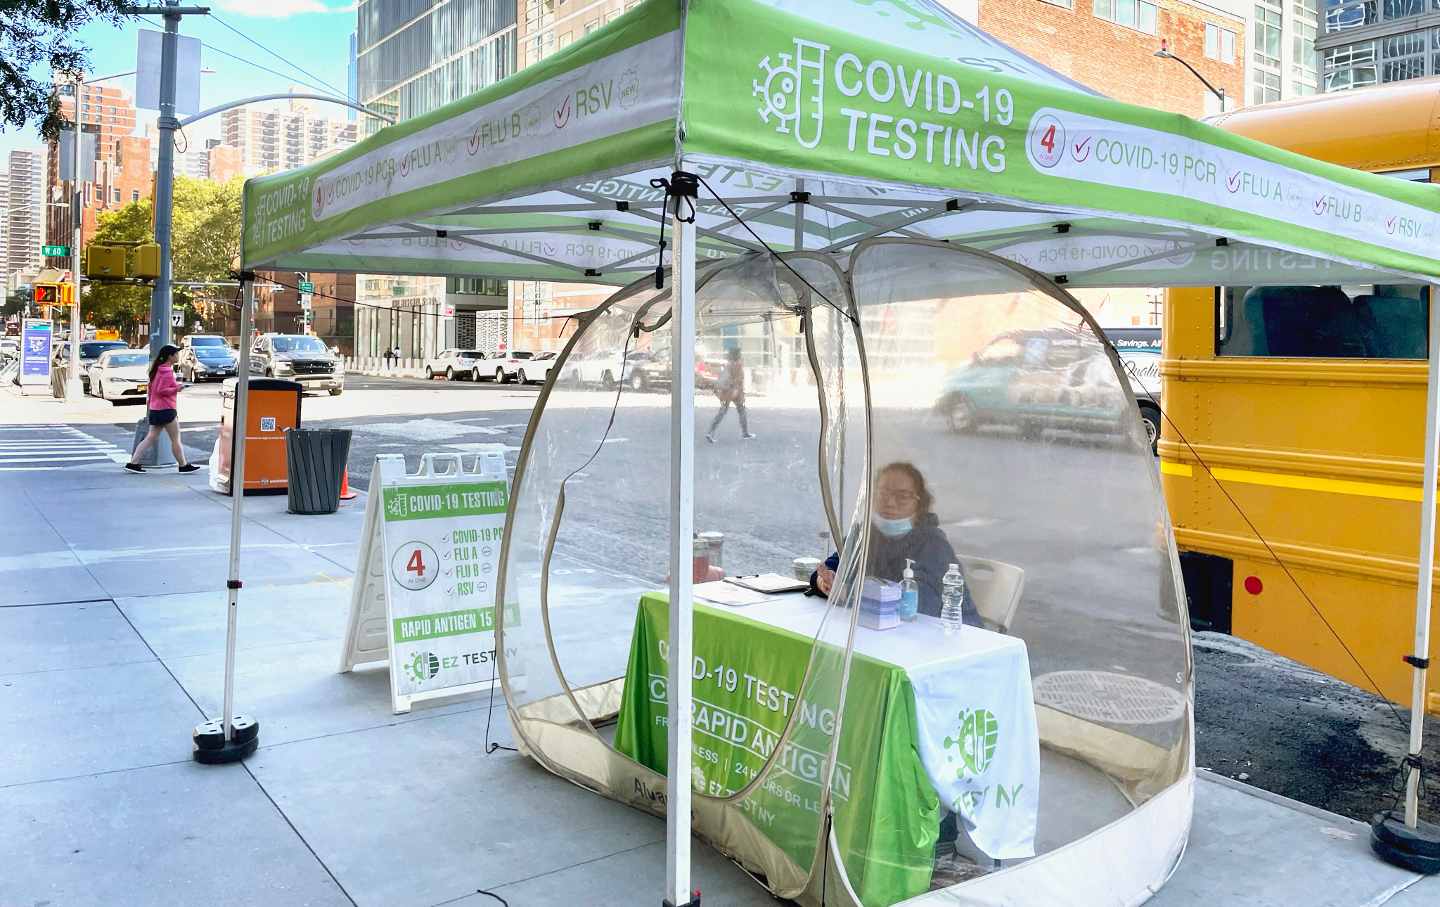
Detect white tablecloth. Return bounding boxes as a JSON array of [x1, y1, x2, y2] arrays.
[[727, 594, 1040, 860]]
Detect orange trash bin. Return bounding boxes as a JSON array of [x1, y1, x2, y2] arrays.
[[212, 378, 303, 495]]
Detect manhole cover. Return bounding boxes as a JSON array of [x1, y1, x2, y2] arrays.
[[1032, 670, 1186, 725]]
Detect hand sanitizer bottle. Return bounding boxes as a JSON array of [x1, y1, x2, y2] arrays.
[[899, 558, 919, 622]]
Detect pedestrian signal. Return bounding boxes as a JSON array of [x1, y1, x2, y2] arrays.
[[33, 284, 59, 306], [85, 243, 127, 278], [133, 244, 161, 280]]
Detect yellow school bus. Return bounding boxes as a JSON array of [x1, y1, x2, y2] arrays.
[[1163, 79, 1440, 713]]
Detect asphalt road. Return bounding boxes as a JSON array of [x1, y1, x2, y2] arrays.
[[100, 372, 1440, 824]]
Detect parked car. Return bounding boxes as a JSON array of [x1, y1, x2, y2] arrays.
[[0, 338, 19, 362], [513, 351, 558, 385], [177, 334, 238, 383], [424, 349, 489, 381], [621, 350, 724, 393], [1105, 327, 1162, 453], [563, 349, 625, 388], [250, 333, 344, 395], [934, 329, 1131, 444], [492, 350, 539, 384], [65, 340, 128, 393], [90, 349, 151, 404]]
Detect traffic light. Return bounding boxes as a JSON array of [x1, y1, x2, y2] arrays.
[[60, 283, 74, 308], [33, 284, 60, 307]]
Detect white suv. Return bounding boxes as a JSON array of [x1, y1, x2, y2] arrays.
[[424, 349, 489, 381], [493, 350, 558, 385]]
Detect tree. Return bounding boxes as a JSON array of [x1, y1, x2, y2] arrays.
[[85, 198, 152, 343], [3, 288, 32, 318], [172, 175, 244, 284], [83, 176, 245, 342], [0, 2, 133, 139]]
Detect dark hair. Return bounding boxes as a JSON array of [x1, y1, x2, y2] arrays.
[[149, 344, 180, 381], [727, 346, 742, 360], [878, 461, 933, 515]]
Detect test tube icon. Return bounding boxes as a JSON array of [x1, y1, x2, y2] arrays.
[[753, 38, 829, 149]]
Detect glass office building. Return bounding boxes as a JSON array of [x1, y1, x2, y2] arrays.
[[356, 0, 516, 132], [353, 0, 517, 360], [1318, 0, 1440, 90]]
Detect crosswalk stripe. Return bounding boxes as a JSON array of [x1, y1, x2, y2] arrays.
[[0, 424, 130, 470], [0, 455, 114, 463]]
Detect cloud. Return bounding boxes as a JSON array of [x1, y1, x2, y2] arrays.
[[211, 0, 355, 17]]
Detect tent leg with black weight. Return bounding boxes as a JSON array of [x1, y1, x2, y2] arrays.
[[193, 276, 260, 765]]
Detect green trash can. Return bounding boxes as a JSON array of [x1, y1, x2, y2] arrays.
[[284, 428, 352, 515]]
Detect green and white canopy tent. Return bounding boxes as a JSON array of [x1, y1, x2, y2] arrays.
[[223, 0, 1440, 904]]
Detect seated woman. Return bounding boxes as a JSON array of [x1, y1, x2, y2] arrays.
[[812, 461, 980, 627]]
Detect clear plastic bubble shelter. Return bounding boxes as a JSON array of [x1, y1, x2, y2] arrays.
[[234, 1, 1440, 903], [493, 239, 1192, 905]]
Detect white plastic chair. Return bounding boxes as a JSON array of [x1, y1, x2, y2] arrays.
[[956, 554, 1025, 635]]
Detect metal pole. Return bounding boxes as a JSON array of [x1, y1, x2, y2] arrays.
[[223, 277, 254, 739], [149, 1, 182, 351], [1405, 286, 1440, 828], [66, 75, 84, 399], [664, 178, 697, 907]]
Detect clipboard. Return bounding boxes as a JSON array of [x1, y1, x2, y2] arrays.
[[726, 573, 809, 595]]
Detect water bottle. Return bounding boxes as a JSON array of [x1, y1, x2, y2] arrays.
[[941, 563, 966, 635]]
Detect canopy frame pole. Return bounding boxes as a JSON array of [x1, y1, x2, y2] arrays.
[[816, 201, 973, 253], [805, 199, 930, 239], [793, 178, 805, 252], [1406, 285, 1439, 828], [663, 170, 698, 907], [569, 188, 767, 253], [222, 277, 252, 740], [191, 272, 260, 765]]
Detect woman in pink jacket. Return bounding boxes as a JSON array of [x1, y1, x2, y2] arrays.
[[126, 344, 200, 473]]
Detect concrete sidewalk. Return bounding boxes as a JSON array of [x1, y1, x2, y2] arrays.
[[1, 454, 1436, 906]]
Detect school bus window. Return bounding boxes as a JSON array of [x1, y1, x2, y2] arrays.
[[1216, 285, 1428, 359]]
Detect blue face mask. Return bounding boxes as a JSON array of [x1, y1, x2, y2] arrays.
[[873, 515, 913, 538]]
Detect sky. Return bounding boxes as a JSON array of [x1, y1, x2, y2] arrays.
[[0, 0, 358, 159]]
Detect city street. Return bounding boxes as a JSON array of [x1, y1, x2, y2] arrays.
[[7, 372, 1433, 826]]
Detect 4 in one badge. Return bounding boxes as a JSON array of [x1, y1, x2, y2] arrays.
[[392, 541, 439, 591]]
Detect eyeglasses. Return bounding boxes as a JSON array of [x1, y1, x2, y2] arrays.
[[876, 489, 920, 506]]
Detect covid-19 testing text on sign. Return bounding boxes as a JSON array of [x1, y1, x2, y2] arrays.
[[339, 450, 521, 713]]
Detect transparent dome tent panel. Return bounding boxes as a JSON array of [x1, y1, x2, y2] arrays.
[[496, 241, 1193, 905]]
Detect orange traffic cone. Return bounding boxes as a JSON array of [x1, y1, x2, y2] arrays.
[[339, 468, 358, 501]]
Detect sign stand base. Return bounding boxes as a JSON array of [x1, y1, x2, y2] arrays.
[[192, 715, 260, 764]]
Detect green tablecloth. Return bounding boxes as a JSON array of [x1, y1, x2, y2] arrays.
[[614, 593, 939, 906]]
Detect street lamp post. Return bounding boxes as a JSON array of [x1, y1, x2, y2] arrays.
[[66, 68, 138, 399], [1154, 39, 1227, 112]]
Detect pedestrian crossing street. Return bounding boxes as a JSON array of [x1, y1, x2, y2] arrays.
[[0, 424, 130, 471]]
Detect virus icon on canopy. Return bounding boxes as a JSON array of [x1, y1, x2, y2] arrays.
[[753, 39, 829, 149]]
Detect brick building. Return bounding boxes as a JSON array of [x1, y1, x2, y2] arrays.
[[207, 144, 245, 184], [978, 0, 1245, 116], [43, 83, 151, 268]]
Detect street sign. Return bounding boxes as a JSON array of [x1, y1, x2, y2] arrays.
[[298, 281, 314, 294], [172, 311, 184, 328], [136, 30, 202, 116], [41, 244, 69, 257]]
